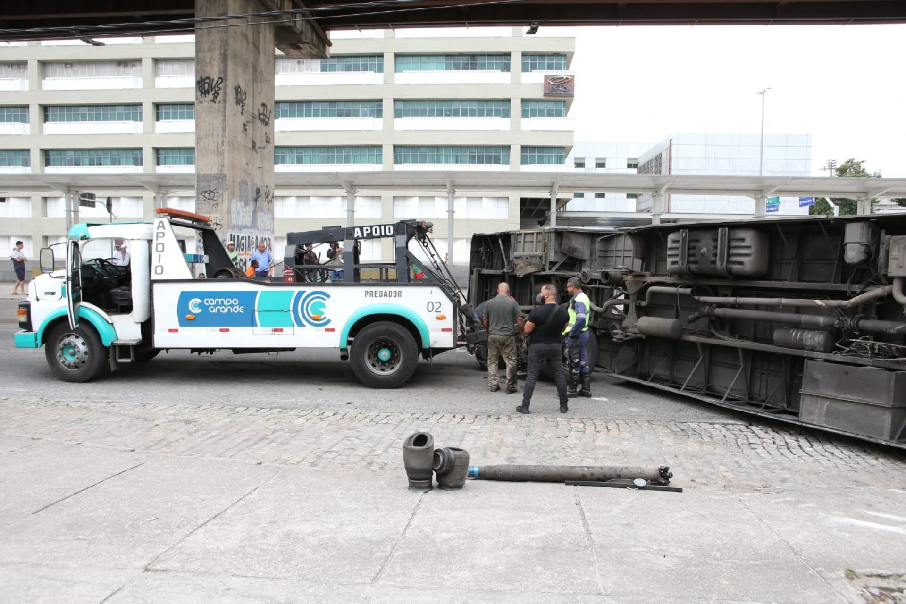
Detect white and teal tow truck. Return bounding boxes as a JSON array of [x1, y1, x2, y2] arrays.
[[14, 208, 467, 388]]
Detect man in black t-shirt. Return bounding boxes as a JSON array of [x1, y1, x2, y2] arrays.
[[516, 283, 571, 414]]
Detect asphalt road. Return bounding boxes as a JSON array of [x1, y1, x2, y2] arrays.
[[0, 323, 739, 423]]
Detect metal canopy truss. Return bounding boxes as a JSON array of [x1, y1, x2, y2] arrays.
[[1, 0, 905, 43], [4, 171, 905, 200]]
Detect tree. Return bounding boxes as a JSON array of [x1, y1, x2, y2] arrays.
[[809, 158, 882, 216]]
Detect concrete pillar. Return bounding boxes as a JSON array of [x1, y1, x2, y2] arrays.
[[754, 195, 766, 218], [447, 185, 455, 265], [857, 197, 872, 216], [195, 0, 277, 270], [550, 195, 557, 227], [345, 185, 355, 228], [652, 193, 665, 225]]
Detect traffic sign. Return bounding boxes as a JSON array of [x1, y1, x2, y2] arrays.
[[799, 197, 815, 207], [765, 196, 780, 213]]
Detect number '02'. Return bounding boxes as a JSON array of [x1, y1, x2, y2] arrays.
[[427, 301, 442, 312]]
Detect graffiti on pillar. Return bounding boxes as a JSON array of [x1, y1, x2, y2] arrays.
[[253, 187, 261, 205], [265, 132, 271, 146], [234, 85, 247, 114], [264, 185, 273, 206], [256, 103, 271, 126], [242, 122, 248, 134], [251, 140, 257, 152], [197, 174, 226, 220], [256, 206, 274, 233], [196, 76, 224, 102], [231, 180, 255, 230], [227, 232, 273, 272]]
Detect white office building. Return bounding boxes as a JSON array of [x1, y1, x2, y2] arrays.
[[0, 28, 575, 273]]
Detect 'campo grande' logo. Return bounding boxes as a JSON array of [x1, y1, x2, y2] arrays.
[[188, 298, 202, 313], [292, 290, 331, 327]]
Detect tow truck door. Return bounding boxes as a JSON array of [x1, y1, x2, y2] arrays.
[[65, 240, 82, 329]]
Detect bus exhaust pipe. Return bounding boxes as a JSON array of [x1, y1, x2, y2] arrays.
[[467, 464, 673, 485]]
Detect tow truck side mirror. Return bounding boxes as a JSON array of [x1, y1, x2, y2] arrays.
[[39, 247, 55, 274]]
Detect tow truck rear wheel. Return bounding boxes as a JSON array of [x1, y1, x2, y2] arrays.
[[350, 321, 418, 388], [45, 322, 110, 383]]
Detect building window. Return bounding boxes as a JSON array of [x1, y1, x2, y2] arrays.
[[276, 56, 384, 74], [574, 159, 585, 168], [595, 193, 606, 198], [275, 147, 382, 165], [44, 149, 142, 167], [44, 61, 141, 78], [0, 198, 32, 218], [320, 56, 384, 72], [393, 196, 508, 220], [394, 100, 510, 118], [394, 146, 510, 165], [626, 193, 638, 199], [156, 103, 194, 121], [627, 158, 639, 169], [573, 192, 583, 198], [395, 54, 511, 73], [155, 59, 194, 77], [0, 107, 29, 123], [521, 100, 566, 118], [156, 148, 194, 166], [275, 101, 383, 119], [2, 236, 32, 257], [595, 159, 606, 168], [0, 62, 27, 79], [521, 54, 567, 72], [275, 195, 381, 219], [0, 150, 30, 167], [521, 146, 565, 165], [44, 105, 142, 122]]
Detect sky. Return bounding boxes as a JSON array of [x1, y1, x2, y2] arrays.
[[547, 23, 905, 177]]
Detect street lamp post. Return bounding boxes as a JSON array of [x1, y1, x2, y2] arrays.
[[757, 88, 771, 176]]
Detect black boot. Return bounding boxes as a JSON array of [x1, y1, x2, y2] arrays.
[[567, 373, 579, 398], [579, 373, 592, 398]]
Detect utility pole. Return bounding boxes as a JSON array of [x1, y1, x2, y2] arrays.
[[757, 88, 771, 176]]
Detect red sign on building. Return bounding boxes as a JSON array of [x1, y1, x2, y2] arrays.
[[543, 74, 574, 98]]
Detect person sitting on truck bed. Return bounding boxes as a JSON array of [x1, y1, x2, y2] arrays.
[[245, 259, 259, 279], [325, 242, 343, 281]]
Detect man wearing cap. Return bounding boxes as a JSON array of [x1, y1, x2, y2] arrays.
[[226, 241, 239, 267], [563, 276, 593, 398]]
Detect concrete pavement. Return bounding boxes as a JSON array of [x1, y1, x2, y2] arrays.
[[1, 393, 905, 603], [2, 323, 906, 603]]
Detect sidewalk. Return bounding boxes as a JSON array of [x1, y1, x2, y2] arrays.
[[2, 399, 905, 603]]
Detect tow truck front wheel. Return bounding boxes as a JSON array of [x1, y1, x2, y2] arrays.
[[45, 322, 110, 383], [350, 321, 418, 388]]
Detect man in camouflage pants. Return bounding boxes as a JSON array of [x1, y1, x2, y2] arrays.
[[483, 282, 524, 393]]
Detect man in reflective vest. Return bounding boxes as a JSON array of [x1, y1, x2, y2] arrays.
[[563, 277, 592, 398]]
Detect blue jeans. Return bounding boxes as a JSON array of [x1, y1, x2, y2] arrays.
[[329, 269, 344, 281]]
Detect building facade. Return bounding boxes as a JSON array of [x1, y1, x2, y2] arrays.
[[0, 27, 575, 272], [636, 133, 813, 216]]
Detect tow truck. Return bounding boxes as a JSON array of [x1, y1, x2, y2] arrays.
[[14, 208, 468, 388]]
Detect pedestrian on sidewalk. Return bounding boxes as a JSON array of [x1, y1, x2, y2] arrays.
[[482, 282, 524, 393], [517, 284, 571, 414], [10, 240, 27, 295]]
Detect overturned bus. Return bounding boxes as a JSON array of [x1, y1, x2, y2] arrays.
[[467, 214, 906, 447]]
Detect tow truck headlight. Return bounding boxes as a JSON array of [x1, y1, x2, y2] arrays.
[[17, 301, 31, 331]]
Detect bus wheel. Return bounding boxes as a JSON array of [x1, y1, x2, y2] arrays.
[[45, 322, 110, 383], [350, 321, 418, 388]]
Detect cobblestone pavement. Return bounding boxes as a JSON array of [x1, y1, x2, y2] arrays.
[[2, 395, 903, 492]]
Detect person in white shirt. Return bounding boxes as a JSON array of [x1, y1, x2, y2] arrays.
[[111, 239, 130, 266], [9, 240, 27, 295]]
